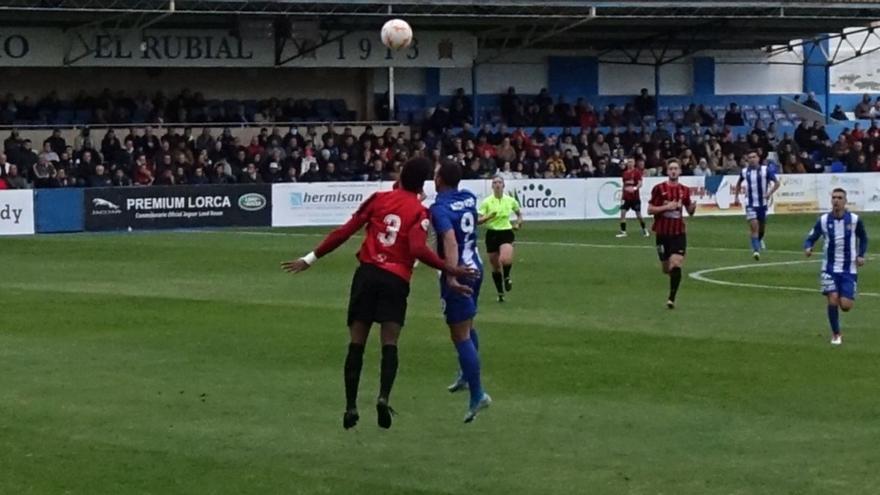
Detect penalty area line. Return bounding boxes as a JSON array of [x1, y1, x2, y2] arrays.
[[689, 260, 880, 297]]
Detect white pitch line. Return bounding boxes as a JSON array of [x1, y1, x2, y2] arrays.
[[689, 260, 880, 297], [201, 229, 813, 256]]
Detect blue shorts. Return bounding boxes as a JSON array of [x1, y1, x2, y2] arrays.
[[440, 276, 482, 325], [820, 272, 858, 300], [745, 206, 767, 222]]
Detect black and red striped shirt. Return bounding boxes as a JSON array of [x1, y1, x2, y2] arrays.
[[650, 181, 692, 236]]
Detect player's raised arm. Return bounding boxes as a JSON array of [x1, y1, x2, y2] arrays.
[[803, 217, 823, 256], [281, 194, 374, 274]]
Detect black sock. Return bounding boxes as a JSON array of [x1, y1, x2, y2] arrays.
[[344, 343, 365, 411], [620, 222, 626, 232], [639, 220, 646, 230], [492, 271, 504, 294], [759, 224, 766, 241], [503, 264, 512, 281], [669, 267, 682, 302], [379, 344, 398, 401]]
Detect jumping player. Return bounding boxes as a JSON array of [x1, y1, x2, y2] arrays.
[[479, 176, 523, 302], [430, 161, 491, 422], [647, 159, 696, 309], [804, 188, 868, 346], [282, 158, 473, 430], [734, 150, 779, 260], [616, 158, 649, 238]]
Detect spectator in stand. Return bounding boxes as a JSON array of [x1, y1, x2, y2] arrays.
[[5, 164, 27, 188], [831, 105, 848, 121], [724, 103, 745, 126], [634, 88, 655, 116], [591, 133, 611, 161], [39, 142, 59, 164], [32, 156, 55, 188], [87, 164, 112, 187], [855, 94, 873, 119], [190, 166, 209, 185], [45, 129, 66, 154], [693, 157, 713, 177], [803, 92, 822, 112], [112, 168, 132, 187], [240, 162, 263, 183], [545, 150, 566, 178], [52, 168, 76, 187]]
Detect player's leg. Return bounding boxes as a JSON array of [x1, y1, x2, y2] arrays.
[[487, 232, 505, 301], [376, 321, 402, 428], [635, 207, 648, 236], [499, 242, 514, 292], [748, 213, 761, 259], [666, 253, 684, 308], [617, 205, 628, 237], [826, 292, 842, 344], [342, 265, 377, 429], [343, 320, 371, 429], [449, 319, 491, 422]]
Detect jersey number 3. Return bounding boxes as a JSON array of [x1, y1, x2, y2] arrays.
[[378, 214, 402, 247]]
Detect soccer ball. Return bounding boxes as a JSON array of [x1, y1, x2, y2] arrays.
[[381, 19, 413, 50]]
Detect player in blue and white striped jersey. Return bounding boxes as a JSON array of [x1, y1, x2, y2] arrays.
[[735, 150, 780, 260], [804, 188, 869, 346]]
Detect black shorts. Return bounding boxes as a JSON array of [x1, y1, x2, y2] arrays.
[[347, 263, 411, 327], [656, 234, 687, 261], [622, 199, 641, 212], [485, 229, 515, 254]]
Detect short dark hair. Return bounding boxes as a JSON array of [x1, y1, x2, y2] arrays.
[[832, 188, 847, 196], [399, 157, 433, 193], [436, 160, 462, 189]]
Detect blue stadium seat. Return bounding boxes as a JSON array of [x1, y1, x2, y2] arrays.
[[773, 110, 787, 120], [776, 119, 793, 127], [788, 113, 799, 120], [73, 109, 92, 125], [672, 111, 685, 123], [758, 110, 772, 120], [657, 110, 670, 122], [755, 105, 767, 112]]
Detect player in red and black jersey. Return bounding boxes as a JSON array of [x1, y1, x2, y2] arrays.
[[647, 159, 696, 309], [282, 158, 473, 430], [616, 158, 649, 238]]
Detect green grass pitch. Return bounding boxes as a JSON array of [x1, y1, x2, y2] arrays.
[[2, 214, 879, 494]]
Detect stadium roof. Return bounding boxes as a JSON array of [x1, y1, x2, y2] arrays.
[[2, 1, 880, 53]]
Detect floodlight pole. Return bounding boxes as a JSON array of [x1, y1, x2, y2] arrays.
[[387, 5, 396, 120], [654, 63, 661, 117]]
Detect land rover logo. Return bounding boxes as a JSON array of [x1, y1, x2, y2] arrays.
[[238, 193, 267, 211]]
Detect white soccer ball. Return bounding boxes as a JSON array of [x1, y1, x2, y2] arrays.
[[381, 19, 413, 50]]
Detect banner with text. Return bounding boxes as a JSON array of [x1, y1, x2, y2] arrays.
[[0, 190, 35, 236], [84, 185, 271, 231], [268, 174, 880, 228], [272, 182, 382, 227], [0, 28, 475, 68]]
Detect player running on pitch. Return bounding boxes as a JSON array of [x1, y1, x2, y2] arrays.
[[735, 150, 779, 260], [647, 159, 696, 309], [804, 188, 868, 346], [616, 157, 649, 238], [282, 158, 474, 430], [430, 161, 491, 422]]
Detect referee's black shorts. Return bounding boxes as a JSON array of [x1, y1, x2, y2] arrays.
[[485, 229, 515, 254], [655, 234, 687, 261], [347, 263, 411, 327], [621, 199, 642, 212]]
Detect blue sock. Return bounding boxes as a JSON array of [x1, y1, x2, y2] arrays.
[[751, 236, 761, 252], [827, 305, 840, 335], [469, 328, 479, 352], [455, 339, 483, 408]]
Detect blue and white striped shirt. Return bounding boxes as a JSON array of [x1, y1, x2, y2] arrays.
[[739, 165, 778, 209], [804, 211, 868, 275]]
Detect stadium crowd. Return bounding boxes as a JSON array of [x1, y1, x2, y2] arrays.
[[2, 114, 880, 190], [0, 89, 355, 126]]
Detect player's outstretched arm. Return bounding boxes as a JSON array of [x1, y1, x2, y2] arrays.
[[281, 197, 372, 274]]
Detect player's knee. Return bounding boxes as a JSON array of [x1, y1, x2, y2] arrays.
[[841, 301, 854, 312]]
